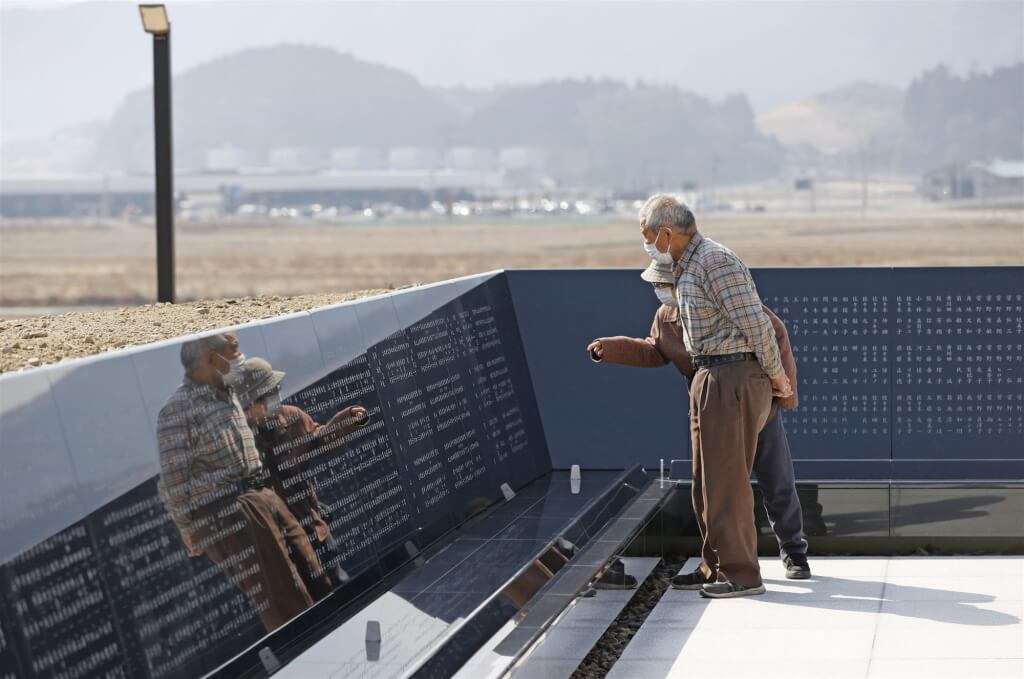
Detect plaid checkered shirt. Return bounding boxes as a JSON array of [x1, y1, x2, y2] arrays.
[[156, 377, 263, 538], [672, 232, 783, 378]]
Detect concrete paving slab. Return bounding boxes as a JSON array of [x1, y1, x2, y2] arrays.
[[606, 556, 1024, 679]]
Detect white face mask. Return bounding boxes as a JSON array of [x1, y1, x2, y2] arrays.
[[222, 353, 247, 386], [654, 287, 678, 307], [264, 393, 282, 414], [644, 229, 675, 266]]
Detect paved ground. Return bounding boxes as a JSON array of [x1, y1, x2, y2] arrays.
[[608, 556, 1024, 679]]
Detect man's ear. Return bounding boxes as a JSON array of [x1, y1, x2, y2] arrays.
[[206, 350, 222, 372]]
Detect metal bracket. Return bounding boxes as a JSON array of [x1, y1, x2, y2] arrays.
[[258, 647, 280, 674]]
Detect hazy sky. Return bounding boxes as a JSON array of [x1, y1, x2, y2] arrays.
[[1, 0, 1022, 141]]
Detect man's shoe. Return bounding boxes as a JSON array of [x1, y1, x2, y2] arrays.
[[670, 569, 713, 590], [699, 581, 766, 598], [594, 570, 638, 589], [784, 554, 811, 580]]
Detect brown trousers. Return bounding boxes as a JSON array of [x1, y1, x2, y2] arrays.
[[690, 360, 772, 588], [192, 487, 333, 633]]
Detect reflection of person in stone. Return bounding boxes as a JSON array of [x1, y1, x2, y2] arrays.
[[633, 195, 793, 599], [156, 333, 329, 632], [588, 259, 811, 580], [234, 357, 369, 591]]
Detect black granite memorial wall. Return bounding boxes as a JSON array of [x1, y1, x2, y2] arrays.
[[507, 267, 1024, 479], [1, 266, 1021, 678], [0, 273, 550, 679]]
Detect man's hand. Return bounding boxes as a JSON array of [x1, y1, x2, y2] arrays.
[[587, 340, 604, 361], [347, 406, 370, 425], [329, 405, 369, 430], [182, 533, 202, 557], [770, 373, 793, 399]]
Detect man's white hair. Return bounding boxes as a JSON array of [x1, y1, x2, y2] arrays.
[[180, 333, 230, 371], [639, 194, 696, 235]]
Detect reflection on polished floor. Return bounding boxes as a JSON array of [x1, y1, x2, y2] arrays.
[[276, 470, 632, 678], [608, 556, 1024, 679]]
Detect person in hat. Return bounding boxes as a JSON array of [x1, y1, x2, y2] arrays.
[[234, 357, 370, 595], [157, 334, 329, 632], [587, 259, 810, 580]]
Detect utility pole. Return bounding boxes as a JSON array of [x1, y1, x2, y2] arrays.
[[860, 151, 868, 216], [139, 4, 175, 303]]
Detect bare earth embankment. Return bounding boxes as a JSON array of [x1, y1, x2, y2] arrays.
[[1, 210, 1021, 372]]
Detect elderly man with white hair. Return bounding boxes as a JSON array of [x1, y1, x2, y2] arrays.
[[639, 194, 793, 598], [588, 258, 811, 581]]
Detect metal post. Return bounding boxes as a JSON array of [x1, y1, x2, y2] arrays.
[[152, 31, 175, 302]]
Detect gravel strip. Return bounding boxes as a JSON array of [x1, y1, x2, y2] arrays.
[[0, 289, 392, 374], [570, 556, 687, 679]]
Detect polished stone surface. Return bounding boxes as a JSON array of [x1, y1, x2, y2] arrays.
[[507, 267, 1024, 476], [277, 470, 631, 678], [0, 273, 558, 679], [891, 486, 1024, 537], [0, 369, 85, 563], [46, 353, 158, 514], [607, 556, 1024, 679]]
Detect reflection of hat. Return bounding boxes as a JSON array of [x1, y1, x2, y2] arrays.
[[234, 357, 285, 408], [640, 260, 676, 285]]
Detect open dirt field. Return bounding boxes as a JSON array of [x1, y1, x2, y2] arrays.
[[2, 210, 1021, 308], [0, 209, 1020, 372]]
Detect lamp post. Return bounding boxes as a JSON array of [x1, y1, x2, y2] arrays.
[[139, 4, 175, 303]]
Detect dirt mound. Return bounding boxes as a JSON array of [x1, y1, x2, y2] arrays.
[[0, 290, 388, 374]]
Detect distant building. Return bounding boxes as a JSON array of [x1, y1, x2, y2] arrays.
[[329, 147, 387, 171], [922, 160, 1024, 202], [446, 147, 498, 171], [205, 145, 264, 172], [389, 147, 443, 170], [547, 149, 592, 186], [269, 147, 325, 173], [499, 147, 548, 173], [0, 171, 505, 218]]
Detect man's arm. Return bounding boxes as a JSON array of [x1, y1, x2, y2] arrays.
[[762, 306, 799, 409], [588, 313, 670, 369], [704, 251, 783, 378], [322, 406, 370, 440], [156, 400, 198, 549]]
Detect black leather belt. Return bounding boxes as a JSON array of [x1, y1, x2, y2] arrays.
[[237, 474, 265, 493], [692, 352, 757, 369]]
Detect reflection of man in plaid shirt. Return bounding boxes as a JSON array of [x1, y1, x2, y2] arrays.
[[640, 194, 792, 599], [156, 333, 331, 632], [157, 377, 262, 537]]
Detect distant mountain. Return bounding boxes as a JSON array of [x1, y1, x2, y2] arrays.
[[89, 45, 782, 187], [14, 48, 1020, 184], [903, 63, 1024, 168], [758, 65, 1024, 172], [756, 82, 904, 155], [93, 45, 457, 171]]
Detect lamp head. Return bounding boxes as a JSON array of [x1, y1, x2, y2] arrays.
[[139, 4, 169, 35]]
